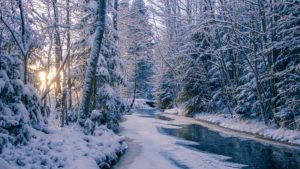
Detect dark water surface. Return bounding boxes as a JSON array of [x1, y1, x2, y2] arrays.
[[154, 113, 300, 169]]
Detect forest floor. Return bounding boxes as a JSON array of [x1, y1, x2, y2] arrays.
[[0, 115, 127, 169], [113, 108, 245, 169]]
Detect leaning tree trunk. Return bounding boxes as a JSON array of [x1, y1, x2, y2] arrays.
[[78, 0, 107, 126]]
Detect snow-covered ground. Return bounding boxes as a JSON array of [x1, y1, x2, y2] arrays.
[[164, 108, 300, 145], [131, 98, 155, 109], [114, 109, 245, 169], [0, 120, 127, 169]]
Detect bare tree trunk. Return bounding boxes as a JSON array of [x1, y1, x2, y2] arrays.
[[78, 0, 107, 126], [43, 0, 53, 117], [258, 0, 275, 121], [52, 0, 62, 111], [17, 0, 28, 85], [130, 68, 137, 109], [113, 0, 118, 41], [0, 30, 2, 55], [61, 0, 71, 127], [67, 0, 72, 111]]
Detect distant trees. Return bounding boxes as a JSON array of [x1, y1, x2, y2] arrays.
[[151, 0, 300, 129], [122, 0, 155, 107]]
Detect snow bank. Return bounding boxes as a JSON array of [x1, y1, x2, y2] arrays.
[[0, 158, 16, 169], [193, 113, 300, 145], [0, 125, 127, 169], [164, 108, 179, 115], [132, 99, 153, 109], [163, 107, 185, 115]]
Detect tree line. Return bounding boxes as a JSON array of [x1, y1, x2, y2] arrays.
[[152, 0, 300, 129], [0, 0, 155, 149]]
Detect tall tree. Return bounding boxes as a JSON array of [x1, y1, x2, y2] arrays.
[[126, 0, 155, 108], [78, 0, 107, 126]]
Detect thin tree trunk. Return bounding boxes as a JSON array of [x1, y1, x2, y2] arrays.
[[67, 0, 72, 111], [52, 0, 62, 110], [61, 0, 71, 127], [130, 71, 137, 109], [18, 0, 28, 84]]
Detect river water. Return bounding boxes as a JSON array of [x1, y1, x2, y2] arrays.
[[155, 113, 300, 169]]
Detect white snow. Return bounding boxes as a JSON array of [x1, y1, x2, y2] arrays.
[[163, 107, 184, 115], [114, 110, 245, 169], [132, 98, 154, 109], [0, 158, 16, 169], [0, 120, 127, 169]]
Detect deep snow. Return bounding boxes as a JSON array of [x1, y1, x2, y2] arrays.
[[0, 119, 127, 169], [114, 109, 245, 169]]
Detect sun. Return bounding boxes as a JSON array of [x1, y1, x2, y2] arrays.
[[38, 71, 47, 91], [38, 69, 57, 91]]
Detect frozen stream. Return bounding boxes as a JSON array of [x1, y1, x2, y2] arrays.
[[113, 108, 300, 169]]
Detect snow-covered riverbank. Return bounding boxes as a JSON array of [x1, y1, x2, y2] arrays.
[[0, 123, 127, 169], [164, 108, 300, 146]]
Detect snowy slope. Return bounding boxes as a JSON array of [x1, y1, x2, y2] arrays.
[[0, 123, 127, 169]]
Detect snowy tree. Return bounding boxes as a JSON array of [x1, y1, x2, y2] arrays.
[[78, 0, 107, 127], [0, 0, 48, 151], [124, 0, 155, 108], [151, 0, 300, 128], [272, 1, 300, 128], [92, 0, 127, 132], [0, 56, 45, 152]]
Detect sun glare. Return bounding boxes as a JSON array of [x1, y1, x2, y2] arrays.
[[38, 69, 58, 91]]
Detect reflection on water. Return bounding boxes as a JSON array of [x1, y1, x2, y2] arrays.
[[160, 124, 300, 169]]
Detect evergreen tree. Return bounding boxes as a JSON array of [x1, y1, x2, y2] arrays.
[[93, 1, 127, 132], [156, 69, 178, 110], [0, 55, 45, 152], [0, 0, 45, 151], [126, 0, 155, 107], [273, 1, 300, 128], [176, 30, 213, 116]]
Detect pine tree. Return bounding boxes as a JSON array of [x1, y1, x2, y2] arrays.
[[92, 0, 127, 132], [273, 0, 300, 128], [0, 0, 45, 151], [176, 30, 213, 116], [126, 0, 155, 107]]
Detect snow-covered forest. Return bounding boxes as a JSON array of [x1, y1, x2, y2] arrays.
[[0, 0, 299, 168]]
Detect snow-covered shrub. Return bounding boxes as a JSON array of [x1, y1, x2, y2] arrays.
[[0, 55, 45, 152], [94, 84, 126, 132]]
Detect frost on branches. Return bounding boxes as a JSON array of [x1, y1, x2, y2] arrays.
[[0, 55, 45, 152]]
